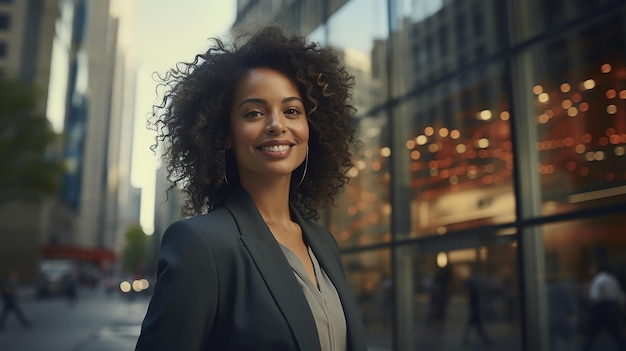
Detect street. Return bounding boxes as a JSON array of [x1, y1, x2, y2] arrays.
[[0, 287, 148, 351]]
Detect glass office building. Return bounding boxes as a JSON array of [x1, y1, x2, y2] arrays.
[[235, 0, 626, 350]]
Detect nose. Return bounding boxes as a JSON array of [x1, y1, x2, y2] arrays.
[[265, 111, 286, 135]]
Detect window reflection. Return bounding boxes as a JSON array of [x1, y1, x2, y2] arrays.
[[542, 213, 626, 350], [529, 11, 626, 215], [393, 63, 515, 236], [342, 249, 392, 350], [326, 0, 391, 248], [404, 233, 520, 349]]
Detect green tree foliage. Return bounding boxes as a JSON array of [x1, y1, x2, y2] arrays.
[[122, 225, 148, 274], [0, 78, 63, 204]]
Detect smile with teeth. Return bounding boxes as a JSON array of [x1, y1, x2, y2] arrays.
[[259, 145, 292, 152]]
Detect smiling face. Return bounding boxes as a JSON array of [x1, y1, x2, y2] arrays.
[[228, 67, 309, 187]]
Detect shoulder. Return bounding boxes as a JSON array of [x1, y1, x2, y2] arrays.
[[162, 207, 241, 253]]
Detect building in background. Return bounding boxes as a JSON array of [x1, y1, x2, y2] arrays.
[[0, 0, 139, 281], [234, 0, 626, 350]]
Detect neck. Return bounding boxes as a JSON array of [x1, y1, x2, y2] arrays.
[[241, 176, 292, 225]]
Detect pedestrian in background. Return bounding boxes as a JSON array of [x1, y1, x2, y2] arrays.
[[582, 263, 626, 351], [0, 269, 32, 330], [135, 23, 366, 351]]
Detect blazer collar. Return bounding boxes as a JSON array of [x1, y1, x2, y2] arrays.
[[224, 186, 366, 351], [292, 205, 368, 351], [223, 187, 321, 351]]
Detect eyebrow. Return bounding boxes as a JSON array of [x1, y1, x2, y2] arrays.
[[237, 96, 303, 108]]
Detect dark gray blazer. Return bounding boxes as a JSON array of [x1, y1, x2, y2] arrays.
[[135, 186, 367, 351]]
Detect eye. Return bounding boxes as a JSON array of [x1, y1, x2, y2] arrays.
[[244, 110, 263, 118], [284, 107, 302, 117]]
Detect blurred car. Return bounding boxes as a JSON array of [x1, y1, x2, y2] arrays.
[[35, 259, 77, 298]]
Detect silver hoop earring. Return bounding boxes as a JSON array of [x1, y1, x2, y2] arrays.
[[296, 146, 308, 188], [223, 150, 229, 185]]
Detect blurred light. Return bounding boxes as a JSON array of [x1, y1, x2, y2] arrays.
[[620, 90, 626, 99], [450, 130, 461, 139], [580, 167, 589, 176], [120, 281, 131, 293], [411, 150, 421, 160], [606, 89, 617, 99], [437, 227, 447, 235], [532, 85, 543, 95], [437, 252, 448, 268], [579, 102, 589, 112], [585, 152, 595, 162], [456, 144, 467, 153], [582, 133, 592, 143], [439, 128, 449, 137], [567, 107, 578, 117], [364, 149, 373, 159], [600, 63, 612, 73], [406, 139, 416, 149], [478, 109, 492, 120], [425, 126, 434, 136], [594, 151, 605, 161], [615, 146, 624, 156], [371, 162, 381, 171], [582, 79, 596, 90], [500, 111, 510, 120], [380, 147, 391, 157], [560, 83, 571, 93], [538, 93, 550, 103], [356, 160, 366, 170], [575, 144, 586, 154], [132, 280, 143, 292], [347, 167, 359, 178], [607, 105, 617, 114], [140, 279, 150, 290], [572, 93, 582, 103], [428, 143, 439, 153], [477, 138, 489, 148], [562, 99, 572, 109], [538, 114, 549, 124], [416, 135, 428, 145]]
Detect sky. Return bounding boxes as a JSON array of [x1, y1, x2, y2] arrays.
[[134, 0, 236, 234]]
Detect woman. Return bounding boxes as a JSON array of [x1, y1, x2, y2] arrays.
[[135, 24, 366, 351]]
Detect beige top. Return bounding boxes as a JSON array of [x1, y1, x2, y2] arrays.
[[279, 243, 347, 351]]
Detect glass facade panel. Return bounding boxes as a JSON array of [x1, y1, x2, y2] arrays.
[[329, 110, 391, 249], [326, 0, 391, 249], [510, 0, 619, 43], [520, 8, 626, 216], [392, 62, 515, 237], [388, 0, 506, 98], [398, 231, 520, 350], [342, 249, 392, 350], [327, 0, 389, 113], [542, 212, 626, 350]]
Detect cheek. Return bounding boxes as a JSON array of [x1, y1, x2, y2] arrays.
[[298, 121, 310, 143]]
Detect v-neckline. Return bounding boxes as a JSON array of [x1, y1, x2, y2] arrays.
[[278, 243, 320, 291]]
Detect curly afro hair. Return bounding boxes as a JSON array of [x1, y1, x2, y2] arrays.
[[151, 24, 360, 220]]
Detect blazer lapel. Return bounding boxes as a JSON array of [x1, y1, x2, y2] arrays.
[[224, 187, 321, 351], [293, 209, 368, 351]]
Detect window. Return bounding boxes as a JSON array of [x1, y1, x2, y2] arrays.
[[0, 13, 10, 31], [0, 42, 7, 58]]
